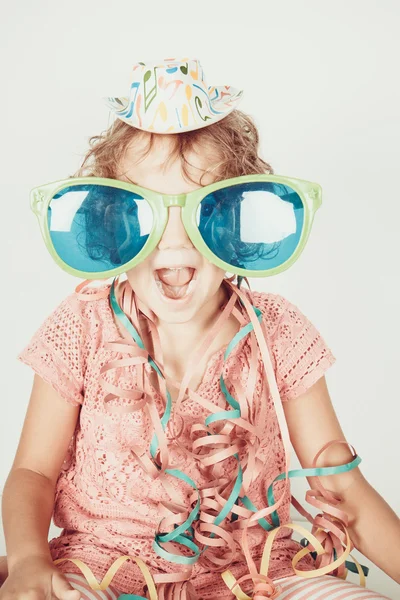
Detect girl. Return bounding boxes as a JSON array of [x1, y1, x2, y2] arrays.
[[0, 58, 399, 600]]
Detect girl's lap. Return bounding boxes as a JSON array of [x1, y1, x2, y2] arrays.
[[0, 562, 391, 599], [64, 572, 392, 600], [271, 574, 391, 599]]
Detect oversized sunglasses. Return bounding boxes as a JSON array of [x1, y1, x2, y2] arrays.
[[30, 174, 322, 279]]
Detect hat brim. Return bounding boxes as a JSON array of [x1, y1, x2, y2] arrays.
[[209, 85, 244, 109], [102, 86, 244, 134]]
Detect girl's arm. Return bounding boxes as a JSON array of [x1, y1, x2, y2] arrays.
[[2, 373, 80, 573], [283, 376, 400, 584]]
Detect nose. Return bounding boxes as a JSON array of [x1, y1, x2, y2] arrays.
[[157, 206, 194, 250]]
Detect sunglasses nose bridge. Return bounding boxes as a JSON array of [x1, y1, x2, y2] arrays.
[[162, 193, 187, 208]]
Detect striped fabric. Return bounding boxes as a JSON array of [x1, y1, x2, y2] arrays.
[[65, 573, 392, 600], [272, 575, 391, 600], [65, 573, 120, 600]]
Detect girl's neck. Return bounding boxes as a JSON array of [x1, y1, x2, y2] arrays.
[[113, 278, 240, 397], [114, 279, 239, 388], [151, 280, 239, 394], [155, 281, 230, 346]]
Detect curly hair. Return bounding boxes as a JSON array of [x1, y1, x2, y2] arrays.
[[72, 109, 274, 182]]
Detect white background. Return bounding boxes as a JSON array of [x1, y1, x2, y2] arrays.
[[0, 1, 399, 597]]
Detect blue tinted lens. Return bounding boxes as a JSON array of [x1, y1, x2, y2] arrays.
[[196, 182, 304, 271], [48, 184, 153, 273]]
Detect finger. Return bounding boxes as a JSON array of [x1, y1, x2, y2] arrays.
[[0, 557, 8, 586], [51, 573, 81, 600]]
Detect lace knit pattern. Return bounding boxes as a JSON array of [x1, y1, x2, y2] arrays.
[[17, 284, 336, 597]]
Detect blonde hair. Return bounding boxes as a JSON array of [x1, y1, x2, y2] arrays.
[[73, 109, 274, 183]]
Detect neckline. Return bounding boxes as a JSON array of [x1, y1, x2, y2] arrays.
[[102, 282, 252, 400]]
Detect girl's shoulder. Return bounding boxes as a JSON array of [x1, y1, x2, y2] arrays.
[[242, 287, 295, 340], [67, 281, 114, 327], [247, 288, 290, 320], [17, 282, 115, 407], [244, 287, 336, 402]]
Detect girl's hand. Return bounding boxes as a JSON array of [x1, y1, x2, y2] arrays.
[[0, 555, 81, 600], [0, 557, 7, 586]]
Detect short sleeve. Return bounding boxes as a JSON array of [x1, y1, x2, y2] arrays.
[[17, 294, 87, 406], [270, 296, 336, 402]]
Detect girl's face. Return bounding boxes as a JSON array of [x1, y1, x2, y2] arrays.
[[117, 134, 227, 325]]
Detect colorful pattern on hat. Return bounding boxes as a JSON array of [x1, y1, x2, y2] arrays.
[[103, 57, 244, 134]]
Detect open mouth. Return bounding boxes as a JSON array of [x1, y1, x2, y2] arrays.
[[154, 267, 198, 300]]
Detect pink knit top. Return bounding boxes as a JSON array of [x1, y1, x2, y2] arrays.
[[17, 283, 336, 598]]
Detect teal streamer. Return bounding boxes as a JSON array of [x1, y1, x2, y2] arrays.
[[205, 408, 241, 426], [240, 455, 362, 533], [224, 320, 255, 360], [111, 281, 201, 564], [110, 279, 262, 561], [219, 377, 240, 410], [109, 281, 172, 461], [268, 456, 362, 527], [213, 460, 243, 527], [153, 534, 200, 565], [299, 538, 370, 576], [110, 280, 144, 349], [239, 495, 274, 531], [109, 279, 367, 579], [157, 469, 200, 543]]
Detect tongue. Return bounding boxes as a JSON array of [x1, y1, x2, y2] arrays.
[[157, 267, 194, 286]]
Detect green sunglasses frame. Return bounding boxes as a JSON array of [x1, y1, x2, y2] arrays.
[[30, 173, 322, 280]]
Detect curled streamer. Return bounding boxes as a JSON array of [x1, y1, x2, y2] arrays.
[[67, 278, 366, 599]]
